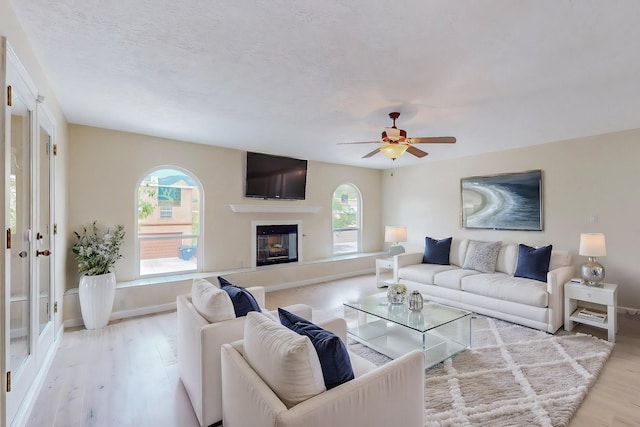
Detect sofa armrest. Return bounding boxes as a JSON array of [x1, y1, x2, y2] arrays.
[[247, 286, 266, 307], [313, 312, 347, 344], [177, 294, 214, 426], [394, 251, 424, 268], [267, 305, 347, 344], [269, 303, 313, 320], [278, 350, 424, 427], [546, 265, 575, 332], [221, 343, 424, 427]]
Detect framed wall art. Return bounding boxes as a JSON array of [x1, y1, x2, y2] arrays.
[[460, 169, 543, 231]]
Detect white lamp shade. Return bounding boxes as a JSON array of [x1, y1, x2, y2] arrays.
[[384, 226, 407, 243], [579, 233, 607, 257]]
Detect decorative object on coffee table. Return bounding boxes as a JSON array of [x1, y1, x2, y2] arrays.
[[408, 290, 423, 311], [387, 283, 407, 304], [579, 232, 606, 286]]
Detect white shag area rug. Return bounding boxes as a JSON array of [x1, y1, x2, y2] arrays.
[[349, 316, 614, 427]]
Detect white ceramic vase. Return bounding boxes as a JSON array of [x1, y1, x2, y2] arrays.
[[78, 271, 116, 329]]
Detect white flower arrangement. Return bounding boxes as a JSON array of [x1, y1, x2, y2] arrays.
[[72, 222, 125, 276], [387, 283, 408, 304]]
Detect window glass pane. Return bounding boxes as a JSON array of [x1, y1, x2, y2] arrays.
[[138, 168, 201, 276], [139, 237, 198, 276], [332, 184, 360, 254]]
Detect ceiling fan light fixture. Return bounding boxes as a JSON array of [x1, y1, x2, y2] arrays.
[[380, 143, 408, 160], [382, 127, 406, 142]]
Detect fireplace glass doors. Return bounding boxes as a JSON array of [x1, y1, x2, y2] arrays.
[[256, 224, 298, 267]]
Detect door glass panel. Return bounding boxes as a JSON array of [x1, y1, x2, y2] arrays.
[[9, 91, 32, 373], [38, 126, 51, 335]]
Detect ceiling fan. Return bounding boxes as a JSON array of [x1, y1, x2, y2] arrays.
[[339, 112, 456, 160]]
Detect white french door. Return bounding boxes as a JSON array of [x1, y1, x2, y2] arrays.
[[2, 39, 56, 427]]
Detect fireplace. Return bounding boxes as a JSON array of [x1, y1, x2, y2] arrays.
[[255, 224, 299, 267]]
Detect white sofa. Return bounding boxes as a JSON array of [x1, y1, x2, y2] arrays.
[[220, 327, 425, 427], [395, 239, 574, 333], [177, 286, 345, 427]]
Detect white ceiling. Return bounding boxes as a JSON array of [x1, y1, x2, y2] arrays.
[[10, 0, 640, 169]]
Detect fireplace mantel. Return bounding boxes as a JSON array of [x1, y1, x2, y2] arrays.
[[229, 204, 321, 214]]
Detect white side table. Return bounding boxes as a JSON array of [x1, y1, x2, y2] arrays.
[[564, 281, 618, 342], [375, 258, 395, 288]]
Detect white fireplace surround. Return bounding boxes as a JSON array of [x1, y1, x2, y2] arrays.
[[251, 220, 302, 268]]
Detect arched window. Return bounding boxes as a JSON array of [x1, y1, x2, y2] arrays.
[[137, 167, 202, 276], [332, 183, 361, 254]]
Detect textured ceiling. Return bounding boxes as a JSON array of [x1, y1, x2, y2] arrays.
[[10, 0, 640, 169]]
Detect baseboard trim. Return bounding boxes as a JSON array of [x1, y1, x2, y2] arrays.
[[64, 302, 177, 329]]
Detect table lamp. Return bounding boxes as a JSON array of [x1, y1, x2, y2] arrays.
[[385, 226, 407, 256], [579, 233, 606, 287]]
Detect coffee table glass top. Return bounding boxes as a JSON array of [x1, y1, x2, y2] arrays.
[[344, 293, 472, 367], [343, 293, 471, 333]]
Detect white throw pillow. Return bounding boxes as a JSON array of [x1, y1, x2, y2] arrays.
[[191, 278, 235, 323], [462, 240, 502, 273], [243, 312, 326, 408]]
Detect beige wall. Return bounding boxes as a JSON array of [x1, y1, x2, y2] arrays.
[[67, 124, 383, 289], [1, 0, 70, 336], [382, 128, 640, 309]]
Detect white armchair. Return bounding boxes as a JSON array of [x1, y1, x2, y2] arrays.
[[177, 287, 348, 427], [220, 337, 425, 427]]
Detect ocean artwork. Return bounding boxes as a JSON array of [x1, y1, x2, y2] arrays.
[[461, 170, 543, 231]]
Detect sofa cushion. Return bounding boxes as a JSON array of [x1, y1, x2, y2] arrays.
[[190, 278, 235, 323], [461, 273, 549, 308], [243, 312, 326, 408], [462, 240, 502, 273], [218, 276, 261, 317], [422, 237, 452, 265], [278, 308, 354, 390], [399, 263, 457, 285], [450, 239, 470, 267], [495, 244, 518, 275], [434, 268, 481, 290], [514, 244, 552, 282]]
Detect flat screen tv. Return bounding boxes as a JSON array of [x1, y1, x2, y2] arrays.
[[244, 152, 308, 200]]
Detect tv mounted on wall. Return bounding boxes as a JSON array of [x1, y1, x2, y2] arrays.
[[244, 152, 308, 200], [461, 169, 543, 231]]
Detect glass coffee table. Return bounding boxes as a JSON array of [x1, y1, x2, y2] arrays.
[[344, 293, 472, 368]]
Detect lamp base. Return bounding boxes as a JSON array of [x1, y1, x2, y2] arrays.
[[581, 257, 605, 287], [389, 245, 405, 256]]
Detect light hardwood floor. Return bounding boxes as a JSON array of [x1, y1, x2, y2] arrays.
[[26, 275, 640, 426]]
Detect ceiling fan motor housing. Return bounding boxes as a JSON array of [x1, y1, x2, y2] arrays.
[[381, 128, 406, 142]]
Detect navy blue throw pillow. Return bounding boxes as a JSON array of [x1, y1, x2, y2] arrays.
[[217, 276, 261, 317], [514, 244, 553, 282], [278, 308, 354, 390], [422, 236, 452, 265]]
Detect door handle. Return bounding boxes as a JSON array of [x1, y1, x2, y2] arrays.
[[36, 249, 51, 257], [18, 251, 28, 258]]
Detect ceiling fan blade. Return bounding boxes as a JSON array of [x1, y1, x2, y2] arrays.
[[407, 136, 456, 144], [362, 148, 381, 158], [337, 141, 380, 145], [406, 145, 429, 158]]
